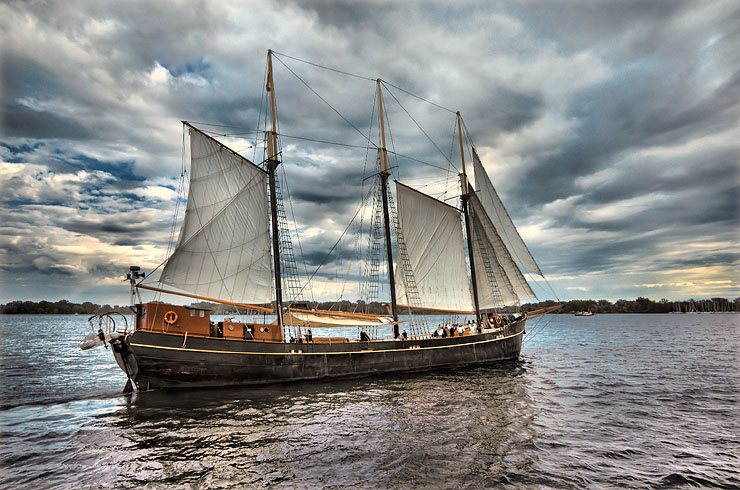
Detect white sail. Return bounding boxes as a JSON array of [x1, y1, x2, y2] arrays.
[[472, 149, 542, 275], [469, 192, 535, 306], [394, 182, 474, 312], [159, 128, 273, 304]]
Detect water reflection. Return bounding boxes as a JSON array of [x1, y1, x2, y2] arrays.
[[86, 363, 538, 487]]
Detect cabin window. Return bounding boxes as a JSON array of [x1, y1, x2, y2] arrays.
[[190, 310, 196, 317], [200, 311, 205, 317]]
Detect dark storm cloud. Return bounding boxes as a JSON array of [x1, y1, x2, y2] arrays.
[[1, 0, 738, 303]]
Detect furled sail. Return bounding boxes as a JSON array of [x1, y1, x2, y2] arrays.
[[469, 192, 535, 307], [394, 182, 474, 312], [159, 127, 273, 304], [282, 310, 394, 328], [472, 149, 542, 275]]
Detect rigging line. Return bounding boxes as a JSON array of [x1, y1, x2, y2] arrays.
[[199, 130, 372, 150], [280, 164, 315, 303], [381, 81, 457, 170], [357, 90, 378, 309], [444, 116, 457, 201], [278, 133, 376, 150], [292, 182, 377, 299], [189, 123, 265, 134], [385, 150, 452, 172], [384, 100, 400, 181], [272, 54, 376, 148], [379, 79, 456, 114], [271, 50, 453, 116], [271, 50, 376, 82], [530, 271, 561, 301], [460, 116, 478, 153], [154, 129, 190, 300], [523, 313, 556, 344]]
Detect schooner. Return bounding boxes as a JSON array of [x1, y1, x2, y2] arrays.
[[82, 50, 559, 391]]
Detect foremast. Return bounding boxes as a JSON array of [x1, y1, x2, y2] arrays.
[[266, 49, 284, 328], [457, 112, 482, 331], [377, 79, 400, 338]]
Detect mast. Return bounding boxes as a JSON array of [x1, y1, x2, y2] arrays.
[[457, 112, 481, 331], [267, 49, 284, 328], [377, 79, 400, 337]]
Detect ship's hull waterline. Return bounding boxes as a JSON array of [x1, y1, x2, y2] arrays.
[[111, 320, 525, 390]]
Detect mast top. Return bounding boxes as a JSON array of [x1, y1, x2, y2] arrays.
[[376, 79, 389, 173], [457, 112, 469, 195]]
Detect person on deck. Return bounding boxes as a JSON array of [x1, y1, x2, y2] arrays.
[[306, 329, 313, 343], [443, 325, 450, 338], [402, 330, 408, 340], [360, 330, 370, 342]]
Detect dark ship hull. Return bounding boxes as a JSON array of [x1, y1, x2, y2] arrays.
[[111, 319, 525, 391]]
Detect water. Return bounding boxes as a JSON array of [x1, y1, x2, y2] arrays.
[[1, 314, 738, 488]]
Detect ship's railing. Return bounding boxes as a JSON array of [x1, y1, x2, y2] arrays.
[[87, 311, 130, 334]]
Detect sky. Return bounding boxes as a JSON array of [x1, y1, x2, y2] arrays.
[[1, 0, 738, 307]]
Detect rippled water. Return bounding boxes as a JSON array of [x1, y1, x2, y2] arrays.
[[1, 313, 738, 488]]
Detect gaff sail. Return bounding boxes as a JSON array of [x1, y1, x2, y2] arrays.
[[469, 192, 535, 307], [159, 127, 274, 304], [394, 182, 474, 312], [472, 149, 542, 276]]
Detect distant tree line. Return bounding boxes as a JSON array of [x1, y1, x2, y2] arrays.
[[3, 297, 738, 315], [0, 300, 132, 315], [520, 297, 739, 314]]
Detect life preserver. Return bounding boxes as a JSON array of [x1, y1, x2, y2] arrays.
[[164, 311, 178, 324], [494, 315, 502, 326]]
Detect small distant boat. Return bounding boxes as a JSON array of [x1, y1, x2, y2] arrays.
[[574, 311, 594, 316]]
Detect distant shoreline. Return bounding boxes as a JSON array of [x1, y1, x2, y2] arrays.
[[1, 297, 737, 315]]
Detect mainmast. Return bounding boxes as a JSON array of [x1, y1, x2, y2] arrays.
[[377, 79, 400, 337], [457, 112, 481, 331], [267, 49, 284, 327]]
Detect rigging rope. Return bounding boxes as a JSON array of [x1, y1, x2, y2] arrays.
[[380, 79, 456, 114], [386, 150, 452, 172], [444, 116, 458, 202], [381, 82, 459, 173], [280, 163, 315, 303], [277, 133, 372, 149], [356, 90, 380, 313], [291, 183, 378, 301], [271, 50, 376, 82], [272, 53, 376, 149], [522, 312, 556, 345]]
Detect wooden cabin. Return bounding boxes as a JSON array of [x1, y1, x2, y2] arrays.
[[134, 302, 283, 342]]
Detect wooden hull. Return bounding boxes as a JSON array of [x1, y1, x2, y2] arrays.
[[111, 320, 525, 390]]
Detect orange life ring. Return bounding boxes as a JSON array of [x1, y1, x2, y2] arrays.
[[494, 315, 502, 326], [164, 311, 178, 324]]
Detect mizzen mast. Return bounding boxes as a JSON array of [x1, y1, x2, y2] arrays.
[[377, 79, 400, 338], [267, 49, 284, 328], [457, 112, 481, 331]]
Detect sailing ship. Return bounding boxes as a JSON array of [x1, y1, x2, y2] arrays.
[[82, 50, 560, 391]]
